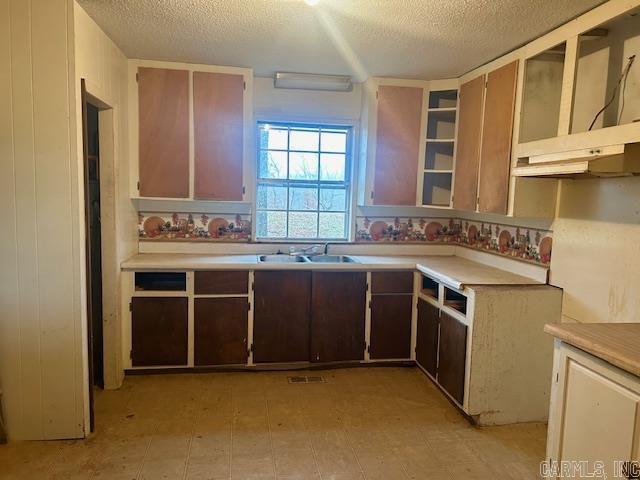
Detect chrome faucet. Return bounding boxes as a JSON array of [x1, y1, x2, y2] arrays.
[[289, 243, 329, 257]]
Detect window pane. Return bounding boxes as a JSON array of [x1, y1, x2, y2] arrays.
[[321, 130, 347, 153], [288, 212, 318, 238], [319, 213, 346, 239], [259, 126, 288, 150], [256, 211, 287, 238], [289, 129, 319, 151], [289, 186, 318, 211], [257, 185, 287, 210], [320, 153, 346, 181], [258, 150, 287, 179], [289, 152, 318, 180], [319, 188, 346, 211]]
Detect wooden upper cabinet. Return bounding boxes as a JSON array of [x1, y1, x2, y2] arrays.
[[373, 85, 423, 205], [453, 75, 485, 211], [193, 71, 245, 201], [478, 60, 519, 214], [138, 67, 190, 198]]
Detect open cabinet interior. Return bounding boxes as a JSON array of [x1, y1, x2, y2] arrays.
[[519, 42, 566, 143], [571, 10, 640, 133]]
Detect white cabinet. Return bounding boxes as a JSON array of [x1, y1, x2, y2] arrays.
[[546, 341, 640, 479]]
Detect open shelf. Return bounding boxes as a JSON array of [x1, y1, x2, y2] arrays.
[[421, 276, 439, 299], [422, 172, 452, 207], [425, 141, 454, 170], [427, 110, 457, 140], [135, 272, 187, 292], [444, 287, 467, 315], [519, 42, 566, 143], [571, 11, 640, 134], [428, 90, 458, 109]]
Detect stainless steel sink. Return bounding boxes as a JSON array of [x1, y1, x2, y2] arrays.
[[304, 255, 359, 263], [258, 254, 308, 263]]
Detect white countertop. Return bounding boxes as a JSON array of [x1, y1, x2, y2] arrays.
[[121, 253, 543, 289]]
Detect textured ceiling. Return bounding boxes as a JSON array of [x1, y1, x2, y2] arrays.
[[78, 0, 603, 81]]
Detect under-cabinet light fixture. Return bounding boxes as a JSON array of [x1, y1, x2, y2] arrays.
[[274, 72, 353, 92]]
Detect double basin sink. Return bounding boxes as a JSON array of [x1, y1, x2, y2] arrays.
[[258, 254, 358, 264]]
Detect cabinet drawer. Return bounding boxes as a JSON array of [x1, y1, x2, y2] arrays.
[[194, 271, 248, 295], [370, 271, 414, 294]]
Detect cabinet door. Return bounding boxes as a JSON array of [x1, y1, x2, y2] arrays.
[[311, 272, 366, 362], [370, 271, 414, 294], [193, 71, 245, 200], [131, 297, 188, 366], [416, 299, 439, 376], [194, 298, 248, 366], [437, 312, 467, 405], [253, 271, 311, 363], [373, 85, 423, 205], [370, 295, 413, 359], [558, 360, 640, 477], [137, 67, 189, 198], [453, 75, 485, 211], [478, 60, 519, 214]]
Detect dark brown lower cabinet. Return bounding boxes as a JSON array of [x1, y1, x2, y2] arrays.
[[131, 297, 188, 366], [253, 271, 311, 363], [416, 299, 439, 376], [437, 311, 467, 404], [311, 272, 366, 362], [369, 295, 412, 359], [194, 297, 248, 366]]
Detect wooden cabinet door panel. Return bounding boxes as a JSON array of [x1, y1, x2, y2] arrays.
[[138, 67, 189, 198], [131, 297, 188, 366], [370, 295, 413, 359], [194, 270, 248, 295], [253, 271, 311, 363], [453, 75, 485, 211], [438, 312, 467, 405], [478, 60, 519, 214], [559, 360, 640, 477], [194, 71, 244, 201], [416, 299, 439, 376], [194, 298, 248, 366], [373, 85, 423, 205], [370, 271, 414, 294], [311, 272, 366, 362]]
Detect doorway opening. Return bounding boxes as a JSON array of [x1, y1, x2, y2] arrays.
[[81, 80, 105, 432]]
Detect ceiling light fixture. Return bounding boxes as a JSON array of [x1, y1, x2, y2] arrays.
[[274, 72, 352, 92], [304, 0, 320, 5]]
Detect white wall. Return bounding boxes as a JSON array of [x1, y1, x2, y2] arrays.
[[550, 176, 640, 324], [253, 76, 362, 123], [74, 3, 137, 390], [0, 0, 85, 440]]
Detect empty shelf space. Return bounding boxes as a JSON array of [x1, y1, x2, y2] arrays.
[[425, 142, 455, 170], [428, 89, 458, 109], [421, 276, 439, 299], [426, 112, 456, 140], [135, 272, 187, 292], [444, 287, 467, 315], [422, 172, 452, 207]]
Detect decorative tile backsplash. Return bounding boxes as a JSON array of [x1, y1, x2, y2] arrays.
[[355, 216, 553, 265], [137, 212, 552, 265], [138, 212, 251, 242]]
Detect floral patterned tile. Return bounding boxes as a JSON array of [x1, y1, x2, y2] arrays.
[[355, 216, 553, 266], [138, 212, 251, 242]]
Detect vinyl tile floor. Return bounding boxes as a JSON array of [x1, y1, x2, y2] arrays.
[[0, 367, 547, 479]]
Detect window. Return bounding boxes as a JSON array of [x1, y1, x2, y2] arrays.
[[256, 122, 352, 240]]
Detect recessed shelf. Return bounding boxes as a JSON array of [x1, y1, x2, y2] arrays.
[[425, 140, 454, 170], [428, 90, 458, 109], [426, 138, 455, 143], [519, 42, 566, 143], [421, 276, 439, 299], [424, 169, 453, 173], [428, 107, 457, 112], [422, 172, 452, 207], [444, 287, 467, 315]]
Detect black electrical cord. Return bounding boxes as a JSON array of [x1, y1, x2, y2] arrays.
[[588, 54, 635, 131]]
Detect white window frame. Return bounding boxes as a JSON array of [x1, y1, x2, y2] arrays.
[[254, 120, 355, 242]]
